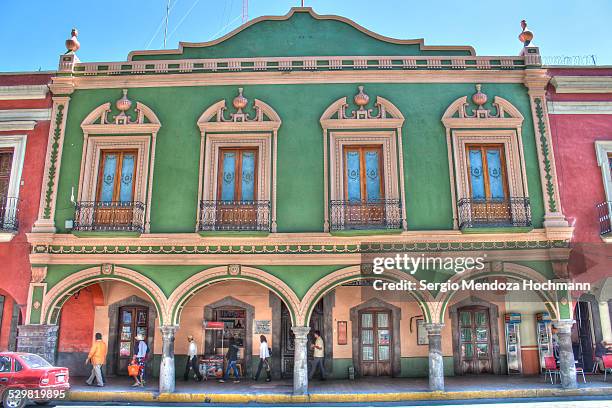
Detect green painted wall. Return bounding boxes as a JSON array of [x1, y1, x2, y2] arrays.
[[54, 82, 544, 234], [131, 11, 472, 61]]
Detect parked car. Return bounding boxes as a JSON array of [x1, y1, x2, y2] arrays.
[[0, 352, 69, 408]]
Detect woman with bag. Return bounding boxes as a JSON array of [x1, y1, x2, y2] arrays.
[[131, 334, 148, 387]]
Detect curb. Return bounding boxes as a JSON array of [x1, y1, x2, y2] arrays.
[[67, 387, 612, 404]]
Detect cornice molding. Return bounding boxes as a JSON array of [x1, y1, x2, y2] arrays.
[[0, 121, 37, 131], [547, 101, 612, 115], [69, 70, 526, 90], [0, 108, 51, 122], [550, 76, 612, 94], [0, 85, 48, 100]]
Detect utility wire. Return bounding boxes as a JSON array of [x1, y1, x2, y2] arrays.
[[145, 0, 180, 49], [167, 0, 203, 40], [208, 13, 243, 40]]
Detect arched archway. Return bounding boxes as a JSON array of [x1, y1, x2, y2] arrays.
[[42, 266, 169, 326], [0, 289, 21, 351], [168, 266, 300, 327]]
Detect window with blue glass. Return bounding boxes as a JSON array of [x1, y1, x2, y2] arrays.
[[96, 150, 137, 202], [343, 146, 383, 202], [217, 148, 258, 201], [466, 144, 508, 201]]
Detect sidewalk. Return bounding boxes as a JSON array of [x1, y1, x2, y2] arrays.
[[66, 374, 612, 404]]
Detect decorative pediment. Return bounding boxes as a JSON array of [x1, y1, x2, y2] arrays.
[[81, 89, 161, 134], [320, 86, 404, 129], [197, 88, 281, 133], [442, 84, 524, 129]]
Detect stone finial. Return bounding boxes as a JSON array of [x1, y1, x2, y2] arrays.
[[354, 86, 370, 109], [518, 19, 534, 47], [472, 84, 487, 108], [116, 89, 132, 112], [65, 28, 80, 53], [232, 88, 248, 113]]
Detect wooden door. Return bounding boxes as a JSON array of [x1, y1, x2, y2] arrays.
[[117, 306, 148, 374], [458, 306, 492, 374], [95, 150, 137, 227], [216, 148, 258, 228], [343, 146, 385, 227], [466, 144, 510, 224], [573, 301, 594, 370], [359, 309, 392, 376]]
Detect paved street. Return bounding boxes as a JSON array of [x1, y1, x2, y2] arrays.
[[50, 397, 612, 407]]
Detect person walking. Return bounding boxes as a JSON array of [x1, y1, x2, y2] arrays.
[[184, 335, 203, 381], [309, 330, 326, 380], [253, 335, 271, 382], [219, 337, 240, 383], [85, 333, 107, 387], [132, 334, 148, 387]]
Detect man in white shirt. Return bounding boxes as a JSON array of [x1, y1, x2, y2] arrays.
[[184, 335, 203, 381], [309, 330, 326, 380]]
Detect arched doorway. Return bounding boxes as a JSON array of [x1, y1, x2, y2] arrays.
[[350, 297, 401, 377], [108, 295, 157, 376], [449, 297, 501, 375]]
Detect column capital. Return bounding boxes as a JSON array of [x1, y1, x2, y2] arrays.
[[523, 69, 550, 93], [424, 323, 444, 335], [159, 325, 179, 337], [553, 319, 575, 333], [291, 326, 310, 339]]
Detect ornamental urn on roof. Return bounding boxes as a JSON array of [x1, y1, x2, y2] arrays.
[[65, 28, 80, 53], [116, 89, 132, 112], [354, 86, 370, 109], [518, 20, 534, 47]]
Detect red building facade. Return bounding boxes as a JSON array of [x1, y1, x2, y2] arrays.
[[0, 73, 52, 350], [547, 68, 612, 365]]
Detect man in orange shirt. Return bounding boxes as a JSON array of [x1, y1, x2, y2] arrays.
[[85, 333, 107, 387]]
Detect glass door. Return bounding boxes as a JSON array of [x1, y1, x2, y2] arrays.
[[359, 309, 392, 376], [117, 306, 148, 374]]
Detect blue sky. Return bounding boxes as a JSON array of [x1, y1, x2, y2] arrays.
[[1, 0, 611, 72]]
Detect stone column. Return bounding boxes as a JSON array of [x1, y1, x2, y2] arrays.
[[292, 326, 310, 395], [554, 320, 577, 389], [16, 325, 59, 364], [599, 301, 612, 343], [425, 323, 445, 392], [159, 325, 178, 393]]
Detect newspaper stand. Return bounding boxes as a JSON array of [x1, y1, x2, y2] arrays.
[[200, 321, 225, 379]]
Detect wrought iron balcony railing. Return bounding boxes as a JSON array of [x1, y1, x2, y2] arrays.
[[73, 201, 146, 232], [457, 197, 532, 229], [329, 199, 402, 231], [596, 201, 612, 235], [199, 200, 271, 232], [0, 196, 19, 233]]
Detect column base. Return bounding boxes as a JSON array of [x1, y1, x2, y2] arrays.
[[17, 325, 59, 364], [543, 212, 570, 228], [31, 219, 57, 233]]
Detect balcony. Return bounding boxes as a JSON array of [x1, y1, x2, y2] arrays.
[[73, 201, 146, 233], [0, 196, 19, 233], [596, 201, 612, 236], [199, 200, 271, 232], [457, 197, 532, 230], [329, 199, 402, 231]]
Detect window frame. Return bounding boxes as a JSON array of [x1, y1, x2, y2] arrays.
[[95, 149, 139, 203], [465, 143, 510, 200], [0, 135, 26, 202], [595, 140, 612, 203], [216, 147, 259, 202]]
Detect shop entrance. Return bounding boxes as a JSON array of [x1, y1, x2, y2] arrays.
[[358, 308, 392, 376], [573, 301, 594, 370], [458, 306, 492, 374], [280, 300, 323, 378], [117, 306, 149, 374]]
